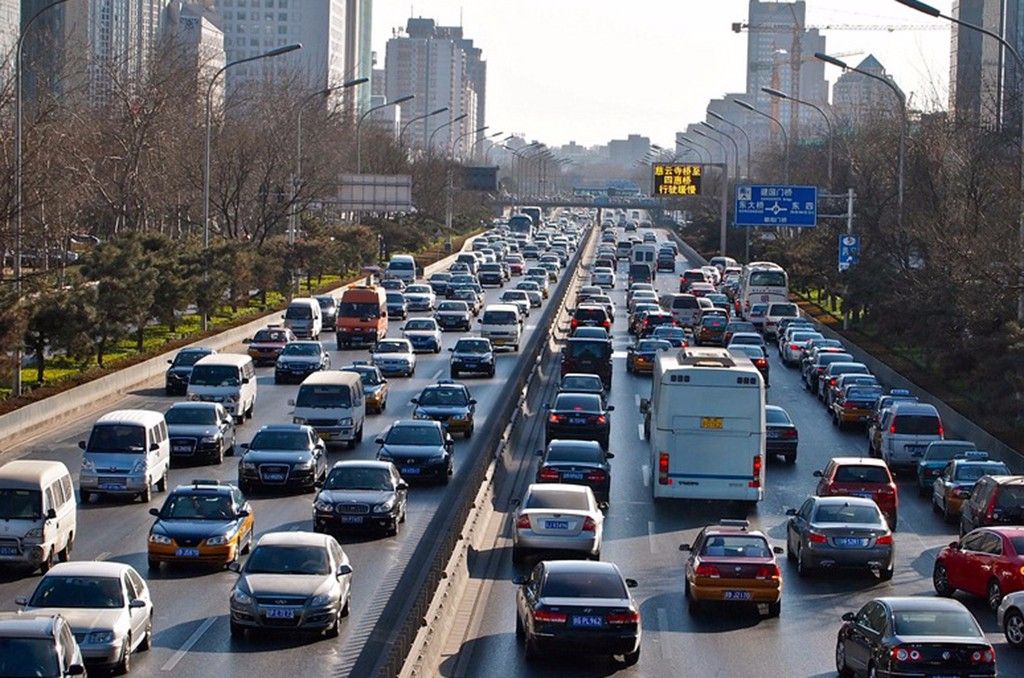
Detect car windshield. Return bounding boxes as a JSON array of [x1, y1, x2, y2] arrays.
[[324, 467, 393, 491], [637, 340, 669, 353], [750, 305, 767, 316], [375, 342, 408, 354], [285, 305, 312, 320], [768, 303, 797, 316], [455, 340, 490, 354], [161, 492, 235, 520], [727, 323, 756, 333], [731, 335, 761, 345], [892, 610, 982, 638], [813, 504, 882, 525], [548, 444, 603, 463], [249, 431, 308, 450], [172, 351, 209, 367], [731, 346, 765, 359], [847, 387, 883, 402], [553, 394, 602, 413], [340, 301, 381, 318], [750, 271, 787, 286], [406, 286, 430, 294], [561, 376, 602, 391], [389, 260, 414, 270], [316, 296, 336, 310], [385, 425, 443, 446], [253, 329, 289, 343], [566, 342, 611, 361], [925, 443, 975, 461], [0, 489, 42, 519], [956, 464, 1009, 481], [296, 384, 351, 408], [438, 302, 466, 312], [418, 388, 469, 406], [189, 365, 240, 387], [87, 424, 146, 453], [893, 415, 941, 435], [281, 343, 320, 356], [406, 320, 436, 331], [29, 576, 124, 609], [0, 638, 60, 677], [541, 571, 626, 599], [765, 408, 791, 425], [386, 293, 405, 304], [833, 465, 890, 484], [997, 486, 1024, 508], [525, 489, 590, 511], [165, 407, 218, 425], [244, 545, 330, 575], [700, 535, 770, 558], [482, 311, 517, 324]]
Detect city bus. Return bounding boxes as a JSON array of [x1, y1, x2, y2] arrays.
[[739, 261, 789, 316], [520, 206, 543, 233], [643, 347, 765, 505], [508, 213, 534, 238]]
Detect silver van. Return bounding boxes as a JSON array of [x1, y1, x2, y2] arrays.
[[283, 298, 322, 339], [290, 371, 366, 449], [879, 401, 944, 470], [0, 461, 77, 573], [79, 409, 171, 503]]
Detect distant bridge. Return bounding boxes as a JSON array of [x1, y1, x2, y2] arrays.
[[490, 194, 693, 210]]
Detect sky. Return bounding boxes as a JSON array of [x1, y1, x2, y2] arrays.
[[371, 0, 954, 148]]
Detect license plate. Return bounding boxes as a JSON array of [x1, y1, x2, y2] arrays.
[[908, 446, 925, 457], [340, 515, 364, 524], [571, 615, 604, 627], [263, 473, 285, 482], [172, 444, 191, 453], [724, 591, 752, 600], [569, 417, 586, 425], [561, 471, 584, 481], [318, 432, 332, 440], [0, 546, 18, 556], [766, 430, 780, 439], [701, 417, 724, 430], [175, 547, 200, 557], [100, 482, 125, 491], [265, 607, 295, 619], [401, 467, 421, 475], [545, 520, 570, 530], [834, 537, 869, 548]]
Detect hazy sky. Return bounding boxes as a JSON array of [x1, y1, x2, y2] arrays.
[[372, 1, 954, 148]]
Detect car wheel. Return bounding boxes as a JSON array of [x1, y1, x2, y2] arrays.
[[325, 608, 341, 638], [1004, 608, 1024, 648], [917, 482, 929, 497], [140, 482, 153, 504], [786, 532, 796, 562], [465, 426, 473, 439], [796, 545, 812, 578], [450, 369, 459, 379], [147, 558, 159, 572], [58, 533, 73, 562], [356, 424, 364, 444], [685, 579, 701, 615], [39, 547, 54, 574], [766, 601, 781, 618], [932, 493, 941, 513], [515, 611, 525, 640], [512, 546, 524, 565], [879, 564, 894, 581], [933, 563, 955, 596], [115, 635, 131, 675], [488, 368, 495, 378], [341, 594, 351, 618], [835, 639, 854, 678], [989, 579, 1004, 611], [139, 614, 153, 651], [621, 648, 641, 666], [523, 634, 539, 662], [942, 500, 955, 524]]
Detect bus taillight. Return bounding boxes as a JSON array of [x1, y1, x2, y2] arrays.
[[658, 452, 670, 485], [749, 454, 762, 489]]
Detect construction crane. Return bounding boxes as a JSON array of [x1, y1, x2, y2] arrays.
[[751, 51, 863, 125], [731, 22, 948, 33]]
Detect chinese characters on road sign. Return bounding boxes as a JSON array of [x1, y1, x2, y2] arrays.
[[652, 164, 702, 197]]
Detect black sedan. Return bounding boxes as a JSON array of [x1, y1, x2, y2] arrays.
[[165, 402, 236, 466], [274, 341, 331, 384], [165, 347, 216, 396], [535, 440, 613, 504], [545, 393, 614, 449], [312, 461, 408, 536], [765, 404, 797, 463], [514, 560, 640, 666], [237, 424, 327, 494], [375, 420, 454, 484], [835, 597, 995, 677]]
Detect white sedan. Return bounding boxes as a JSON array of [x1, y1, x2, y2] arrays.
[[371, 338, 417, 377], [590, 267, 616, 289], [403, 284, 436, 312]]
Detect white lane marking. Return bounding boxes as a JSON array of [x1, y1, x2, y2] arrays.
[[641, 465, 651, 488], [634, 393, 641, 408], [430, 367, 444, 382], [637, 423, 644, 441], [656, 607, 669, 660], [612, 351, 627, 359], [95, 552, 110, 562], [648, 520, 657, 554], [161, 616, 216, 672]]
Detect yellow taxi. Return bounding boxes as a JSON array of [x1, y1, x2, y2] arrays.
[[681, 519, 782, 617], [147, 480, 254, 570]]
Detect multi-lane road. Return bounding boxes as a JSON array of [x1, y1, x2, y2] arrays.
[[0, 223, 583, 678], [435, 224, 1024, 677]]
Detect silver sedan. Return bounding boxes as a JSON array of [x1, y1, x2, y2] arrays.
[[512, 483, 603, 564], [785, 495, 894, 580]]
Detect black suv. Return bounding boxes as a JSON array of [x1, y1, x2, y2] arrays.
[[561, 338, 613, 389]]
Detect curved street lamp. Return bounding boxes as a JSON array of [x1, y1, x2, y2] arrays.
[[762, 86, 834, 188], [399, 106, 448, 147], [356, 93, 414, 173], [735, 99, 789, 182]]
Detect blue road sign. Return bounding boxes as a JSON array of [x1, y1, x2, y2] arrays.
[[735, 185, 817, 227], [838, 234, 860, 272]]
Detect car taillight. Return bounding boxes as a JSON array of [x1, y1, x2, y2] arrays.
[[606, 610, 639, 625], [816, 367, 825, 374], [889, 421, 898, 434], [875, 534, 893, 545], [516, 514, 531, 529], [790, 343, 800, 351], [938, 420, 944, 438], [533, 609, 567, 624], [594, 415, 607, 425], [658, 452, 670, 485], [582, 516, 597, 532], [891, 646, 922, 663], [783, 428, 798, 438], [695, 563, 720, 578], [808, 531, 828, 544], [755, 564, 781, 580], [571, 318, 579, 329], [828, 377, 837, 386], [586, 470, 607, 482], [549, 414, 563, 424], [602, 320, 610, 329], [749, 455, 762, 489], [843, 401, 857, 410], [538, 468, 559, 481], [754, 358, 767, 367], [986, 495, 997, 520], [971, 647, 996, 664]]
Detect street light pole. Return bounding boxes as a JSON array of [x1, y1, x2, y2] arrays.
[[894, 0, 1024, 324], [736, 99, 789, 182], [428, 113, 467, 155], [486, 135, 514, 165], [677, 138, 710, 165], [203, 42, 302, 331], [446, 125, 487, 247], [694, 130, 730, 257], [356, 93, 414, 174], [701, 121, 740, 181], [399, 106, 448, 148], [708, 110, 752, 179], [13, 0, 70, 396], [762, 86, 834, 188], [469, 130, 503, 164]]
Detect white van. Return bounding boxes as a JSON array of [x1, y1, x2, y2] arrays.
[[187, 353, 257, 423], [631, 244, 657, 269], [290, 371, 366, 449], [78, 410, 170, 503], [0, 460, 76, 573], [478, 303, 522, 351], [879, 401, 944, 471], [283, 298, 322, 339], [386, 254, 419, 282]]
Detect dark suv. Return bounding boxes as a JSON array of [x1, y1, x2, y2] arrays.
[[561, 338, 613, 389], [571, 305, 611, 331], [959, 475, 1024, 536]]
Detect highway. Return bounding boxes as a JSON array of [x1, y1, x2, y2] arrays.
[[433, 223, 1022, 677], [0, 225, 584, 678]]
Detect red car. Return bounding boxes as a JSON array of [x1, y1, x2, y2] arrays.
[[934, 527, 1024, 611], [814, 457, 899, 530]]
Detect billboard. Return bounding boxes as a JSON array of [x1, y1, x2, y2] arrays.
[[336, 174, 413, 212], [462, 166, 499, 192], [652, 163, 702, 197]]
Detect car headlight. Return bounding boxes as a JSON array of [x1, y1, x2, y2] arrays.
[[373, 498, 396, 513], [378, 451, 393, 462], [85, 631, 115, 645], [188, 394, 201, 401], [308, 594, 332, 607], [201, 435, 220, 444], [314, 500, 333, 513], [206, 531, 236, 546], [81, 458, 96, 472], [294, 459, 314, 470], [240, 461, 256, 471], [413, 410, 431, 420], [25, 527, 44, 539], [130, 459, 146, 475], [148, 534, 172, 544], [293, 417, 307, 425], [338, 417, 353, 426], [231, 589, 253, 606]]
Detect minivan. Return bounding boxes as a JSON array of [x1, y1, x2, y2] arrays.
[[386, 254, 419, 282], [283, 298, 322, 339], [630, 244, 657, 270], [290, 371, 366, 449], [187, 353, 257, 423], [959, 475, 1024, 535], [478, 304, 522, 351], [627, 263, 654, 286], [0, 461, 76, 573], [666, 293, 701, 327], [561, 338, 613, 389], [878, 402, 944, 470], [78, 409, 171, 503], [336, 286, 388, 349]]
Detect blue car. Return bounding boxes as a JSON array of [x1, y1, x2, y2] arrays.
[[916, 440, 977, 494]]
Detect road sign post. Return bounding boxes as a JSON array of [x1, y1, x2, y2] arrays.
[[735, 185, 817, 227], [838, 234, 860, 273]]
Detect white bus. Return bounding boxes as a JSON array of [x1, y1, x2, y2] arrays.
[[643, 347, 765, 504], [739, 262, 789, 316]]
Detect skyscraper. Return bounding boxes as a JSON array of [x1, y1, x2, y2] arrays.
[[166, 1, 225, 111], [344, 0, 372, 113], [832, 55, 904, 130], [0, 0, 17, 70], [950, 0, 1020, 130]]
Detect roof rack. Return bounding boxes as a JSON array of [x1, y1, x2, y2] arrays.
[[717, 519, 750, 529], [190, 479, 224, 487]]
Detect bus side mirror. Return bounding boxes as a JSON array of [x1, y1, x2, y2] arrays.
[[639, 399, 650, 414]]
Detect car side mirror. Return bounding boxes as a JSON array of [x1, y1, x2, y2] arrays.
[[242, 338, 251, 344], [401, 326, 407, 331], [639, 398, 650, 414], [397, 481, 409, 490], [785, 508, 797, 516], [240, 443, 249, 449], [447, 347, 454, 352], [166, 359, 173, 365], [949, 541, 959, 550], [410, 398, 419, 405], [605, 452, 615, 459], [227, 562, 241, 573], [678, 544, 691, 551], [237, 510, 250, 518], [842, 612, 855, 622], [337, 564, 353, 577], [375, 437, 384, 445], [535, 449, 544, 457], [812, 470, 823, 478], [241, 378, 250, 384], [773, 546, 784, 555], [150, 442, 160, 452], [606, 405, 615, 412], [512, 575, 528, 586], [14, 596, 27, 607], [288, 399, 295, 407], [149, 508, 160, 517], [129, 598, 147, 609], [469, 399, 477, 406], [46, 508, 57, 520], [625, 578, 638, 588], [78, 441, 86, 450]]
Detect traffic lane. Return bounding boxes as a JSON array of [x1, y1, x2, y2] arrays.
[[0, 266, 572, 676]]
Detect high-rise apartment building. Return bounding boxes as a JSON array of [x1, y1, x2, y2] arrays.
[[384, 17, 485, 157], [0, 0, 17, 70], [343, 0, 372, 113], [832, 55, 904, 129], [214, 0, 346, 96], [950, 0, 1021, 130], [166, 1, 225, 110]]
